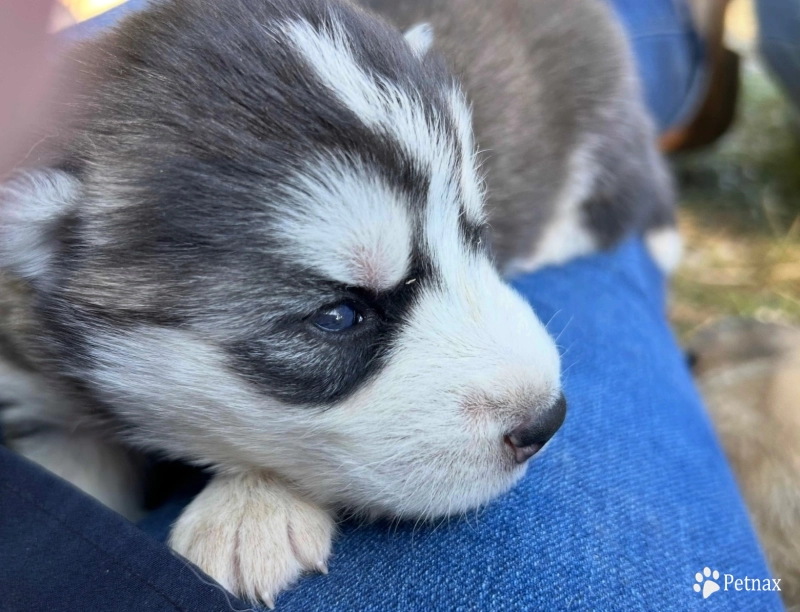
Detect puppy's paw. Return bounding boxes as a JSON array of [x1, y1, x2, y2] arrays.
[[169, 471, 334, 608], [645, 226, 683, 275]]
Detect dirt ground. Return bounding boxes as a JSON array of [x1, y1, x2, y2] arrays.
[[669, 0, 800, 338]]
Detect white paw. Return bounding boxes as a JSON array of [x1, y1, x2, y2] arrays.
[[645, 226, 683, 275], [169, 471, 335, 608]]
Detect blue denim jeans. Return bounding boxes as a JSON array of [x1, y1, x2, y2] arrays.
[[2, 240, 782, 611], [2, 2, 784, 611], [606, 0, 707, 131]]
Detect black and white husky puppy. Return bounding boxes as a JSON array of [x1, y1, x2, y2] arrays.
[[0, 0, 676, 605]]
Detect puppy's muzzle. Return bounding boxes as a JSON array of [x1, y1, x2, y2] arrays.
[[505, 393, 567, 464]]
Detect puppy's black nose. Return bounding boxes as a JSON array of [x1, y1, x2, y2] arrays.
[[505, 393, 567, 464]]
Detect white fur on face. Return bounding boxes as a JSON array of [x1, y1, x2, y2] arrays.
[[278, 158, 413, 290], [326, 258, 562, 518], [345, 157, 564, 515]]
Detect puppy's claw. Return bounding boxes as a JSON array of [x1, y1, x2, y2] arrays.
[[263, 593, 276, 610], [317, 562, 328, 575]]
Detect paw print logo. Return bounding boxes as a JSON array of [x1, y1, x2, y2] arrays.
[[694, 567, 721, 599]]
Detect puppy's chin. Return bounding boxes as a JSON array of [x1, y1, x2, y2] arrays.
[[293, 427, 529, 520], [265, 421, 534, 521], [276, 447, 530, 522], [354, 466, 527, 521], [355, 461, 530, 521]]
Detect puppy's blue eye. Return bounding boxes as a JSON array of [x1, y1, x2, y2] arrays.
[[313, 304, 363, 332]]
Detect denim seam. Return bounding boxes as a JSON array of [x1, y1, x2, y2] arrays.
[[0, 476, 192, 612]]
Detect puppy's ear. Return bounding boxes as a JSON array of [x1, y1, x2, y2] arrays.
[[404, 22, 434, 57], [0, 168, 79, 283]]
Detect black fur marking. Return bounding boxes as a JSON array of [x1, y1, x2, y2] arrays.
[[227, 242, 433, 406]]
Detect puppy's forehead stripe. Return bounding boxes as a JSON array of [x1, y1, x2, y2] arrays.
[[448, 89, 486, 226], [280, 18, 472, 180], [278, 157, 413, 290]]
